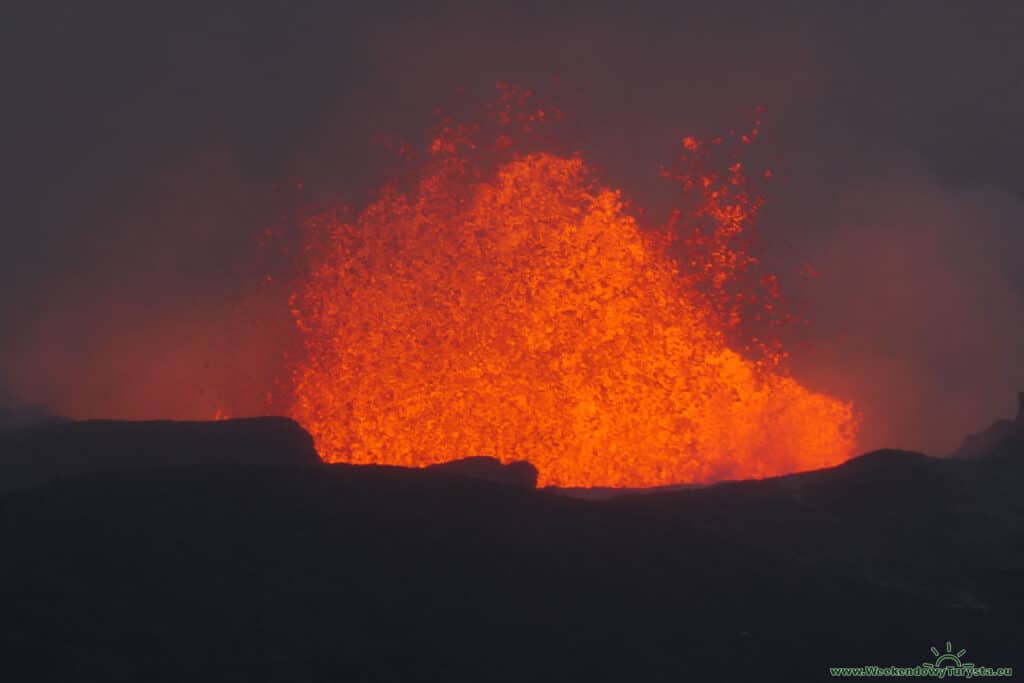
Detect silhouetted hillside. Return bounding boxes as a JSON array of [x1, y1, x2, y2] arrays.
[[425, 454, 539, 489], [0, 419, 1021, 681], [950, 419, 1022, 460], [0, 417, 320, 492], [949, 392, 1024, 460]]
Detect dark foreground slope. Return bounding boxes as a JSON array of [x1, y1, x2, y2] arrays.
[[0, 423, 1022, 682]]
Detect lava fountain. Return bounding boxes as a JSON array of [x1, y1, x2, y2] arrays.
[[286, 86, 858, 487]]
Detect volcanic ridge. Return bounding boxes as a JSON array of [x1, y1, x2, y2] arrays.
[[1, 401, 1022, 681]]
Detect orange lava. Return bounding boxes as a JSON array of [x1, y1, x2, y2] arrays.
[[287, 88, 857, 487]]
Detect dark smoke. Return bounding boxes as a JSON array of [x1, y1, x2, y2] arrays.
[[787, 171, 1024, 454]]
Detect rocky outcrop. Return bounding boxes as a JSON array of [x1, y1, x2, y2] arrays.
[[0, 417, 320, 492], [950, 420, 1020, 460], [425, 455, 538, 489], [949, 393, 1024, 460]]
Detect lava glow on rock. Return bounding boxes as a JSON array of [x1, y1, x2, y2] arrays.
[[287, 87, 858, 487]]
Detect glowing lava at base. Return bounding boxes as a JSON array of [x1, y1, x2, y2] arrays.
[[287, 91, 857, 487]]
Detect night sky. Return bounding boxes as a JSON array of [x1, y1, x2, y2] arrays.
[[2, 1, 1022, 456]]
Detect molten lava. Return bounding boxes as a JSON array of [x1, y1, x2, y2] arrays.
[[287, 89, 857, 487]]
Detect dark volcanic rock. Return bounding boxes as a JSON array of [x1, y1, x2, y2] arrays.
[[0, 417, 320, 492], [425, 455, 538, 489], [950, 419, 1021, 459], [949, 392, 1024, 460], [0, 423, 1022, 682], [0, 402, 66, 432], [0, 438, 1021, 683]]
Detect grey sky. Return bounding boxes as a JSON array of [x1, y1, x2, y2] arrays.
[[1, 1, 1021, 453]]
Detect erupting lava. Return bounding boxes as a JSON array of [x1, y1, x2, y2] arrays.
[[287, 86, 857, 487]]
